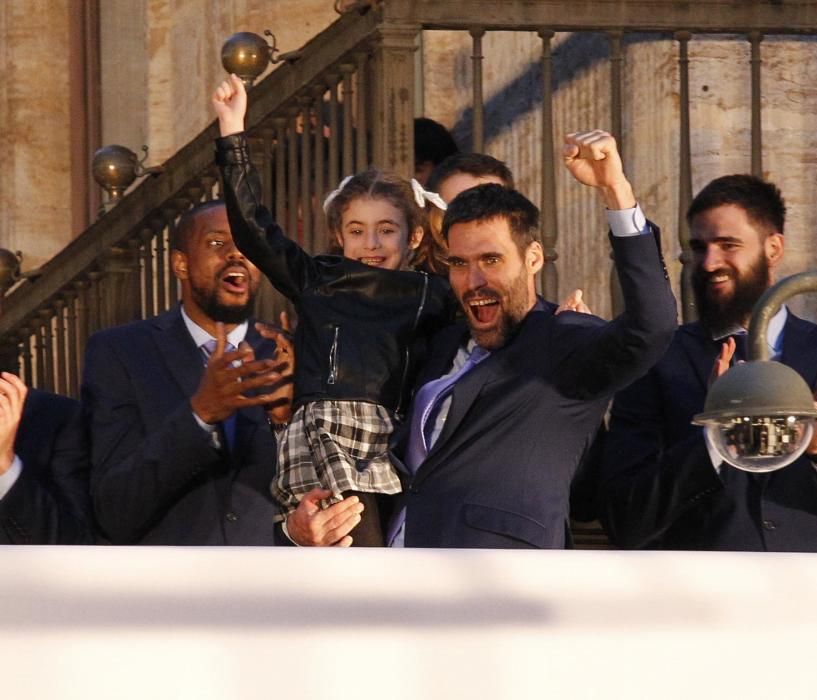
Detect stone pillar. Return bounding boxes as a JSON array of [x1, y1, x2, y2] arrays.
[[370, 24, 420, 178]]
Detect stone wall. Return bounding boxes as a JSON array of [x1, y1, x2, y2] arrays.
[[5, 5, 817, 321], [100, 0, 339, 164], [0, 0, 338, 272], [0, 0, 73, 272]]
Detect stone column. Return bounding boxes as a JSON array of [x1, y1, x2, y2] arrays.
[[370, 24, 420, 178]]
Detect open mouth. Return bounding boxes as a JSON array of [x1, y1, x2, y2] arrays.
[[221, 267, 248, 293], [359, 256, 387, 267], [467, 296, 500, 325], [706, 272, 733, 293]]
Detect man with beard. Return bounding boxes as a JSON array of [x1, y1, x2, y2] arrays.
[[383, 130, 677, 548], [82, 201, 295, 544], [598, 174, 817, 551]]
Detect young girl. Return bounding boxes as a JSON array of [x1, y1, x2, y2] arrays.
[[212, 75, 453, 545]]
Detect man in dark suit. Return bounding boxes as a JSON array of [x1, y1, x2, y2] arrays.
[[599, 174, 817, 551], [0, 373, 94, 543], [82, 200, 296, 545], [386, 129, 677, 548]]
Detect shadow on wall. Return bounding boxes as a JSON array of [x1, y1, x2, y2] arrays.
[[450, 32, 817, 148]]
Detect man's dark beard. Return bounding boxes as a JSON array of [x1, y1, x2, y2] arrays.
[[692, 253, 769, 335], [465, 268, 530, 350], [190, 283, 256, 325]]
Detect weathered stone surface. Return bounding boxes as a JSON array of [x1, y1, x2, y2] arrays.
[[0, 0, 73, 271], [1, 0, 338, 271], [5, 3, 817, 325]]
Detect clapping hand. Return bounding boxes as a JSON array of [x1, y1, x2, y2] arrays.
[[0, 372, 27, 475], [190, 322, 290, 425], [255, 311, 295, 426]]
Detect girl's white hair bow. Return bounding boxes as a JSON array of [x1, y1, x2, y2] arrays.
[[410, 179, 447, 211], [322, 175, 355, 214], [321, 175, 448, 215]]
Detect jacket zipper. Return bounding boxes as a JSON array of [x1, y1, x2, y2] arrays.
[[327, 325, 340, 385], [396, 272, 429, 417]]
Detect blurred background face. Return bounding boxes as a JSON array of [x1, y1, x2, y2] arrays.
[[438, 173, 507, 204], [335, 196, 421, 271], [175, 206, 261, 325]]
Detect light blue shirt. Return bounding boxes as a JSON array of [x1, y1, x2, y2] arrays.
[[0, 456, 22, 500], [180, 305, 248, 436]]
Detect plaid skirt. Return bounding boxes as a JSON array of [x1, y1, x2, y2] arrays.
[[271, 400, 403, 518]]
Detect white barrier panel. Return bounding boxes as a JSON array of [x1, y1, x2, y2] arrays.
[[1, 546, 816, 699]]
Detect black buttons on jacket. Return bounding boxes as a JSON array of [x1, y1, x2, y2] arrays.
[[762, 519, 776, 531], [225, 512, 239, 522]]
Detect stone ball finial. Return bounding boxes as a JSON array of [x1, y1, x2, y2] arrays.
[[0, 248, 22, 295], [92, 145, 140, 200], [221, 32, 271, 87], [92, 145, 163, 215]]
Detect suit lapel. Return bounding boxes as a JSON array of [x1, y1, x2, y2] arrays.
[[781, 313, 817, 389], [152, 306, 204, 399], [437, 357, 498, 453], [679, 314, 817, 393], [415, 323, 470, 388], [420, 344, 499, 473], [677, 323, 716, 392]]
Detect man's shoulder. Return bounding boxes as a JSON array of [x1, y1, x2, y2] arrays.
[[786, 310, 817, 334], [524, 299, 603, 333], [639, 321, 708, 377], [25, 388, 80, 421], [88, 308, 177, 346], [675, 320, 706, 340]]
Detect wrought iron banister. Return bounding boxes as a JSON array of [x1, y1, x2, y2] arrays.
[[381, 0, 817, 33]]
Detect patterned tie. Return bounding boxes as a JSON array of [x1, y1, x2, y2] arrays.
[[201, 339, 238, 452], [387, 345, 489, 546]]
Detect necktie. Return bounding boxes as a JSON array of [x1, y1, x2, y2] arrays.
[[201, 339, 238, 451], [387, 345, 489, 546], [405, 345, 489, 472]]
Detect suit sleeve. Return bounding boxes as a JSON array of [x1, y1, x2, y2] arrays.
[[0, 396, 94, 544], [552, 226, 678, 401], [216, 132, 320, 300], [597, 368, 724, 548], [82, 332, 226, 544]]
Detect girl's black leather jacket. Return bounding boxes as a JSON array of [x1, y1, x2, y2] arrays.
[[216, 133, 454, 417]]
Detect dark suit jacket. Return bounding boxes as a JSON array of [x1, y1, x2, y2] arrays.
[[81, 305, 280, 545], [0, 389, 93, 544], [599, 314, 817, 551], [393, 230, 677, 548]]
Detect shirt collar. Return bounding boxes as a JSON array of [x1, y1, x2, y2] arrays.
[[180, 304, 249, 350], [710, 304, 787, 357]]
